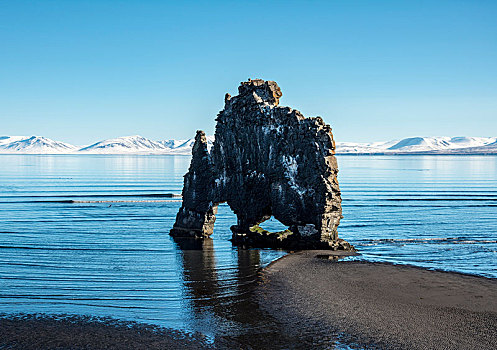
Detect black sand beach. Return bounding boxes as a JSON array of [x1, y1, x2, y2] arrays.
[[0, 315, 215, 350], [2, 252, 496, 349], [258, 251, 497, 349]]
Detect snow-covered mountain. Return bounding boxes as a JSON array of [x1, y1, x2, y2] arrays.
[[78, 135, 215, 154], [158, 139, 189, 149], [1, 135, 496, 154], [79, 135, 170, 154], [158, 136, 215, 155], [0, 136, 77, 154], [335, 137, 497, 154]]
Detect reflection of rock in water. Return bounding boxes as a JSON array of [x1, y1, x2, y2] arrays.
[[174, 238, 218, 302], [172, 237, 309, 347], [235, 248, 261, 294]]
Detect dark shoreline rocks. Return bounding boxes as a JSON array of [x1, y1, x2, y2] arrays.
[[171, 79, 353, 251], [231, 226, 354, 250]]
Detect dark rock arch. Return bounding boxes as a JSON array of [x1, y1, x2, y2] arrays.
[[170, 79, 352, 250]]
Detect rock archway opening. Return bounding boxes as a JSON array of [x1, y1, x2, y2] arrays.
[[257, 216, 288, 233]]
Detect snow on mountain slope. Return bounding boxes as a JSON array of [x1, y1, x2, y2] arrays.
[[445, 137, 496, 149], [0, 136, 77, 154], [335, 140, 399, 153], [387, 137, 454, 151], [0, 136, 29, 145], [78, 135, 170, 154], [439, 139, 497, 154], [335, 137, 497, 154], [0, 135, 214, 155], [77, 135, 216, 154], [160, 136, 215, 154], [1, 135, 495, 154], [159, 139, 189, 149], [386, 136, 496, 152]]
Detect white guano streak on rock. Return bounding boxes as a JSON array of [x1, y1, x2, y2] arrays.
[[281, 155, 306, 196]]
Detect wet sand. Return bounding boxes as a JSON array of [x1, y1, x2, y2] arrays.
[[2, 252, 496, 349], [258, 251, 497, 349], [0, 315, 215, 350]]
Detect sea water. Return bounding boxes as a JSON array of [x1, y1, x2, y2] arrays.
[[339, 155, 497, 278], [0, 154, 495, 338]]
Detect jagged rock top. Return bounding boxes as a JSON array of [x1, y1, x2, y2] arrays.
[[237, 79, 283, 106]]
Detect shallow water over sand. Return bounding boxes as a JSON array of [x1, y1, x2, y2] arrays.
[[0, 154, 496, 337]]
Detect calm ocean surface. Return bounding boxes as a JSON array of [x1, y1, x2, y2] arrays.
[[0, 154, 496, 338]]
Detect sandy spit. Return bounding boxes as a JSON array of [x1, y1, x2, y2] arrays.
[[257, 251, 497, 350]]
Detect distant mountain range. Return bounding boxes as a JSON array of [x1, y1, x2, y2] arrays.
[[336, 136, 497, 154], [0, 135, 214, 155], [0, 135, 496, 155]]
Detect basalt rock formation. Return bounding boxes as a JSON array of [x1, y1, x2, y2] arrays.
[[171, 79, 352, 250]]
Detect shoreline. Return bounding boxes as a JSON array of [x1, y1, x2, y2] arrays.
[[1, 252, 496, 349], [0, 314, 215, 350], [257, 250, 497, 349]]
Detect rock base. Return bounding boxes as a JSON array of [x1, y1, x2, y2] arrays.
[[230, 225, 355, 251], [170, 227, 207, 239]]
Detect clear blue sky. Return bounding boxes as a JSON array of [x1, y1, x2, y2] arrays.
[[1, 0, 496, 145]]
